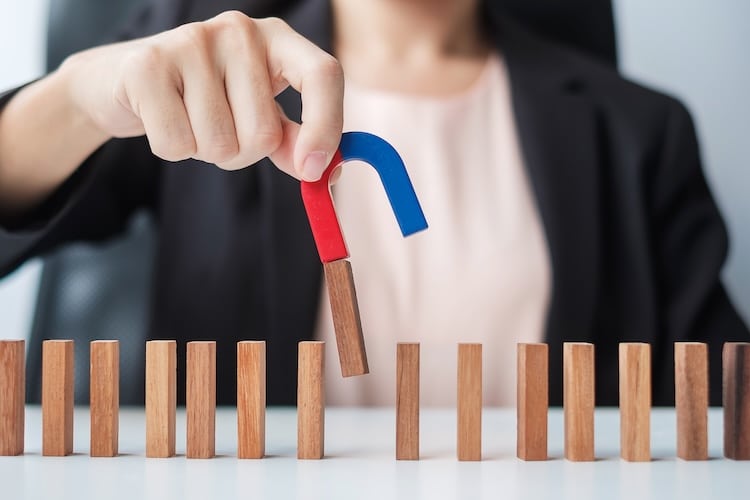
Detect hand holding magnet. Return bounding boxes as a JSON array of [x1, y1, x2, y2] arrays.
[[301, 132, 428, 377]]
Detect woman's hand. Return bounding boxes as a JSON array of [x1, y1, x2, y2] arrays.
[[65, 11, 344, 180], [0, 11, 344, 215]]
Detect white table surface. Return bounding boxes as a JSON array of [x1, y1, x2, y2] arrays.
[[1, 406, 746, 499]]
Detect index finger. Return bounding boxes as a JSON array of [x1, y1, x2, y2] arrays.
[[257, 18, 344, 181]]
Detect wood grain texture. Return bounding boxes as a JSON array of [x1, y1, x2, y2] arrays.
[[396, 342, 419, 460], [563, 342, 594, 461], [187, 341, 216, 459], [90, 340, 119, 457], [619, 343, 651, 461], [517, 343, 548, 461], [723, 342, 750, 460], [0, 340, 25, 456], [457, 343, 482, 461], [237, 341, 266, 459], [323, 260, 368, 377], [145, 340, 176, 458], [675, 342, 708, 460], [298, 341, 325, 459], [42, 340, 74, 456]]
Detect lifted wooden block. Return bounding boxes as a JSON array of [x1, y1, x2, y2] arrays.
[[517, 343, 548, 461], [237, 341, 266, 459], [457, 343, 482, 461], [675, 342, 708, 460], [42, 340, 74, 456], [564, 342, 595, 462], [619, 343, 651, 462], [90, 340, 119, 457], [324, 259, 368, 377], [0, 340, 25, 456], [723, 342, 750, 460], [145, 340, 176, 458], [187, 341, 216, 459], [298, 341, 325, 459], [396, 342, 420, 460]]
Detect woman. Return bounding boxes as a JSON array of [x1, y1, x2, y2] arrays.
[[0, 0, 746, 406]]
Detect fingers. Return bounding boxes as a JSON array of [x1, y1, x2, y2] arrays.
[[121, 46, 196, 162], [121, 12, 344, 180], [214, 15, 284, 172], [258, 17, 344, 181], [178, 28, 239, 165], [267, 102, 300, 177]]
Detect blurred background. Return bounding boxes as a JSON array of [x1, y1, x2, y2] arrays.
[[1, 0, 749, 347]]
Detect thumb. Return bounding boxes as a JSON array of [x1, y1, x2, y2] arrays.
[[267, 105, 301, 179]]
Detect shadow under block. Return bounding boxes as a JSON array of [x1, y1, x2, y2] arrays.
[[298, 341, 325, 459], [457, 343, 482, 461], [723, 342, 750, 460], [146, 340, 176, 458], [187, 341, 216, 459], [675, 342, 708, 460], [42, 340, 74, 456], [238, 341, 266, 459], [517, 343, 548, 461], [396, 343, 420, 460], [323, 259, 369, 377], [90, 340, 119, 457], [619, 343, 651, 462], [0, 340, 25, 456], [563, 342, 594, 461]]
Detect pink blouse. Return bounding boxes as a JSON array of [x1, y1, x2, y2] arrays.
[[314, 54, 552, 407]]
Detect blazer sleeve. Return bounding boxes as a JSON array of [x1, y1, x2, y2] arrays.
[[650, 97, 749, 404], [0, 86, 161, 279], [0, 0, 190, 278]]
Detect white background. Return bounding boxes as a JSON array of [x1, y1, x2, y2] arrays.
[[1, 0, 749, 340]]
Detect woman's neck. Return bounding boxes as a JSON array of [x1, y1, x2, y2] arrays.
[[331, 0, 490, 96], [332, 0, 486, 63]]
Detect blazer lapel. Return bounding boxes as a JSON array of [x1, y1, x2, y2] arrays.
[[494, 17, 602, 403]]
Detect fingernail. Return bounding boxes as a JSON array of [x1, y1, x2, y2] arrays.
[[302, 151, 329, 181]]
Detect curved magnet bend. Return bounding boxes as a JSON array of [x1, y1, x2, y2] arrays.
[[301, 131, 429, 263]]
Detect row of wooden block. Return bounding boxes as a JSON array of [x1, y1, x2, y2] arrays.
[[530, 342, 750, 462], [0, 339, 748, 461]]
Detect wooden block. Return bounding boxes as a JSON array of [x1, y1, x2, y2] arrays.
[[145, 340, 176, 458], [457, 343, 482, 461], [297, 341, 325, 459], [238, 341, 266, 459], [187, 341, 216, 459], [0, 340, 25, 456], [90, 340, 119, 457], [517, 343, 548, 461], [563, 342, 594, 461], [723, 342, 750, 460], [396, 342, 420, 460], [619, 343, 651, 461], [675, 342, 708, 460], [323, 259, 368, 377], [42, 339, 74, 456]]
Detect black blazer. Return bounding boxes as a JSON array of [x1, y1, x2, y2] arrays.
[[1, 0, 747, 406]]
